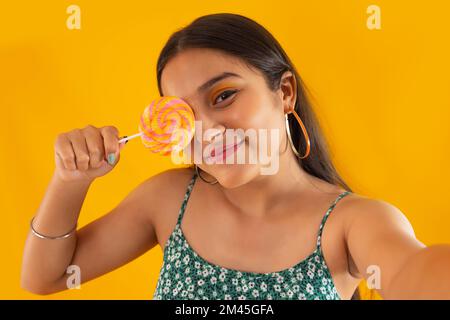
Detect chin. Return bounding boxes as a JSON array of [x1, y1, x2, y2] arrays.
[[212, 163, 260, 189]]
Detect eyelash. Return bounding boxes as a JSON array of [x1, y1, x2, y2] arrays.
[[213, 89, 238, 106]]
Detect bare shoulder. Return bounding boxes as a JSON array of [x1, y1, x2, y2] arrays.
[[302, 174, 415, 239], [330, 192, 419, 279], [137, 166, 195, 208], [135, 166, 196, 231], [140, 166, 195, 192], [338, 192, 416, 239]]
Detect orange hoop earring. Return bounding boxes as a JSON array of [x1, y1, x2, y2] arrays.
[[285, 109, 311, 159]]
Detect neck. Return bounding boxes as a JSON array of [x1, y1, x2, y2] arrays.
[[218, 148, 311, 218]]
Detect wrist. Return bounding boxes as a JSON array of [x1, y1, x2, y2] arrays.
[[52, 170, 94, 188]]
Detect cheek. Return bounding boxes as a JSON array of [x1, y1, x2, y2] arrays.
[[232, 92, 284, 155], [232, 91, 277, 130]]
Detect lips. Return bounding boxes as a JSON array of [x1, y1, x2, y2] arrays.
[[208, 139, 244, 159]]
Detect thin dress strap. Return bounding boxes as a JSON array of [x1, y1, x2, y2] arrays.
[[176, 172, 198, 226], [316, 190, 351, 250]]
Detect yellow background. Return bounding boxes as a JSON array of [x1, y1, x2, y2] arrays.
[[1, 0, 449, 299]]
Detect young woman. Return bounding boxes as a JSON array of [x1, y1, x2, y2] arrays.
[[21, 13, 450, 300]]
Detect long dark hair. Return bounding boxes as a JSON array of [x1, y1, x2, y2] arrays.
[[156, 13, 360, 300]]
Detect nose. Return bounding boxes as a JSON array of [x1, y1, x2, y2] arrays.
[[194, 113, 225, 143]]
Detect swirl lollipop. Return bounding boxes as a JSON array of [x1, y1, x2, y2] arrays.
[[119, 96, 195, 156]]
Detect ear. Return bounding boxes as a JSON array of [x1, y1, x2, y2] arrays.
[[278, 71, 297, 114]]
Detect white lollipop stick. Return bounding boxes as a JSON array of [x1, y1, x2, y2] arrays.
[[119, 132, 143, 144]]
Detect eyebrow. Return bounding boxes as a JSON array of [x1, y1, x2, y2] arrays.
[[197, 72, 242, 94]]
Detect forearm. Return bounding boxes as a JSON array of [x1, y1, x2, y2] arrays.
[[21, 172, 93, 293], [385, 244, 450, 299]]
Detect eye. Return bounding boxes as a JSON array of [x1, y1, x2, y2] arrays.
[[213, 89, 238, 105]]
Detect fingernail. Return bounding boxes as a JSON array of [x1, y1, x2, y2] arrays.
[[107, 153, 116, 165]]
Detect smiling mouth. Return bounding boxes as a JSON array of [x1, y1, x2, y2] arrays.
[[206, 139, 245, 160]]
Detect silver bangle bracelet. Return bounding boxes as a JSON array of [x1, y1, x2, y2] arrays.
[[30, 216, 77, 240]]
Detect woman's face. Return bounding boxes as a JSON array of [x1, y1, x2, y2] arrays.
[[160, 48, 296, 188]]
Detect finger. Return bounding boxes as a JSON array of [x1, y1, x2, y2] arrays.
[[119, 141, 126, 151], [118, 135, 128, 152], [101, 126, 120, 166], [54, 134, 76, 171], [54, 152, 66, 170], [68, 130, 90, 171], [83, 126, 105, 169]]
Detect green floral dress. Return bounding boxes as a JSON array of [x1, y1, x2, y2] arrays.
[[153, 172, 351, 300]]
